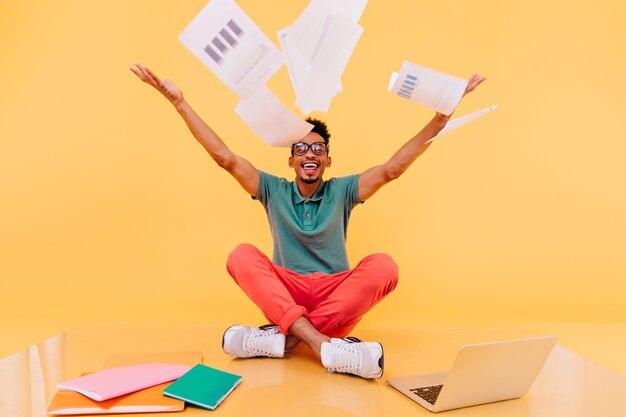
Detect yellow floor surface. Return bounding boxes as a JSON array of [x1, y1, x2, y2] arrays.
[[1, 323, 625, 417]]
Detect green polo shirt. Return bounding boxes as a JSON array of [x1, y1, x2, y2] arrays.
[[254, 170, 362, 274]]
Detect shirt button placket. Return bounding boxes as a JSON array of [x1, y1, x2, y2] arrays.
[[304, 202, 312, 229]]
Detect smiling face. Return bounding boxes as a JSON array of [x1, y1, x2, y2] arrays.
[[289, 131, 331, 189]]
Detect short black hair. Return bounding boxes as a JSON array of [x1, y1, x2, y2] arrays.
[[305, 117, 331, 144]]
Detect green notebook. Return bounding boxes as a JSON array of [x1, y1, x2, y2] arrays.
[[163, 364, 242, 410]]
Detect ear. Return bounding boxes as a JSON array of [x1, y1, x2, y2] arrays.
[[288, 156, 294, 168], [326, 156, 332, 167]]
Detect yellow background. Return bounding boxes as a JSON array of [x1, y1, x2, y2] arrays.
[[1, 0, 625, 352]]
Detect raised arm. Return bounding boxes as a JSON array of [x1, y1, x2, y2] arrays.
[[358, 73, 486, 201], [130, 64, 259, 196]]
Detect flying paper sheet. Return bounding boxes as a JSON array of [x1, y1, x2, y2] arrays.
[[235, 86, 314, 147], [278, 0, 367, 81], [278, 0, 367, 114], [425, 105, 498, 144], [179, 0, 283, 99], [294, 14, 363, 113], [180, 0, 311, 147], [389, 61, 467, 116], [282, 0, 367, 63], [278, 26, 314, 97]]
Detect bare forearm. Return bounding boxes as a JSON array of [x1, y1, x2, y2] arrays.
[[130, 64, 259, 194], [385, 112, 449, 178], [174, 99, 234, 168], [172, 98, 259, 195], [358, 73, 486, 201], [358, 112, 449, 200]]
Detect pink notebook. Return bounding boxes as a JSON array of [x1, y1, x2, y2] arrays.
[[56, 362, 191, 401]]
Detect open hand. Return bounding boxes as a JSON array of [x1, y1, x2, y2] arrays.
[[435, 73, 487, 120], [130, 64, 183, 105], [463, 73, 487, 97]]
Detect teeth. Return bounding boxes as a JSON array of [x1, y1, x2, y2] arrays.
[[303, 163, 318, 168]]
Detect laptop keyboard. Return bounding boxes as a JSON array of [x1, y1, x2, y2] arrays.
[[409, 385, 443, 405]]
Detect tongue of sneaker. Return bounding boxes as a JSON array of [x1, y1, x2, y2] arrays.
[[320, 338, 360, 371]]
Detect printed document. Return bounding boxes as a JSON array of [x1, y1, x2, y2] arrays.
[[180, 0, 312, 147], [389, 61, 467, 116], [179, 0, 283, 99]]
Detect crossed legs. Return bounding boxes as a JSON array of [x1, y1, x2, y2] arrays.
[[288, 317, 328, 359], [225, 243, 399, 365]]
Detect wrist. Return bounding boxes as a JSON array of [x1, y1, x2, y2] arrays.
[[435, 112, 451, 122], [173, 97, 188, 112], [434, 112, 451, 128]]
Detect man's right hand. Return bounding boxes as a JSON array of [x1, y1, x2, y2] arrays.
[[130, 64, 183, 106]]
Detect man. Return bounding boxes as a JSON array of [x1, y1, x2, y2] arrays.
[[130, 64, 485, 379]]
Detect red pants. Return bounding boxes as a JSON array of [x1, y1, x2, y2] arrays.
[[226, 243, 399, 338]]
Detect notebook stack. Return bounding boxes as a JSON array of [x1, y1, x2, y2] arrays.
[[47, 351, 242, 415]]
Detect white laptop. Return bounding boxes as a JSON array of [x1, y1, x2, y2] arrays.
[[387, 335, 558, 412]]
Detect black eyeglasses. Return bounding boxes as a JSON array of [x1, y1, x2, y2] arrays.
[[291, 141, 328, 156]]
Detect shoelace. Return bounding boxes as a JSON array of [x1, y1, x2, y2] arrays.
[[243, 327, 280, 356], [329, 340, 362, 373]]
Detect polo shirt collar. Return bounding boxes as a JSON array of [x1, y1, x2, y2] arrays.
[[292, 179, 325, 203]]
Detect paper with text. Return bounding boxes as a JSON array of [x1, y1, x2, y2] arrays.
[[389, 61, 467, 115], [179, 0, 283, 99]]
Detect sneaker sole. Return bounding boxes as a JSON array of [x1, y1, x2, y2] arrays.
[[376, 342, 384, 379]]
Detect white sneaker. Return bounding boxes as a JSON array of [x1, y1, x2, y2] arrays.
[[320, 337, 384, 379], [222, 324, 286, 358]]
